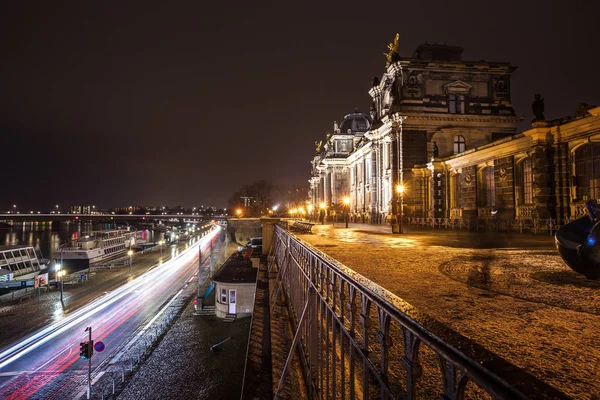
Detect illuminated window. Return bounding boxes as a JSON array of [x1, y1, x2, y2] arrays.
[[522, 158, 533, 204], [575, 143, 600, 201], [453, 135, 466, 154], [448, 94, 466, 114], [451, 173, 463, 208], [479, 166, 495, 207]]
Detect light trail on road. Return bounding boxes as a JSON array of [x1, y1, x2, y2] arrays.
[[0, 226, 221, 399]]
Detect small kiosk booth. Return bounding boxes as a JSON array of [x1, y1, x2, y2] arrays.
[[212, 249, 258, 319]]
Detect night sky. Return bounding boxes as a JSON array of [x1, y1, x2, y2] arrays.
[[1, 1, 599, 210]]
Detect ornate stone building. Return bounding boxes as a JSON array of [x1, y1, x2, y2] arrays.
[[309, 42, 600, 225]]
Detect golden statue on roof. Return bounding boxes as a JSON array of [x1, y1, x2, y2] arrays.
[[384, 33, 400, 66], [315, 140, 323, 153]]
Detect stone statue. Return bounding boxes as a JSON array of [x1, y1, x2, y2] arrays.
[[532, 94, 545, 121], [370, 104, 376, 120], [432, 141, 439, 158], [333, 121, 339, 133], [315, 140, 323, 153]]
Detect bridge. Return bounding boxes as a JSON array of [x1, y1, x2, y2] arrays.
[[0, 213, 231, 223]]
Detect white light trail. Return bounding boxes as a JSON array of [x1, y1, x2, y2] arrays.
[[0, 227, 221, 370]]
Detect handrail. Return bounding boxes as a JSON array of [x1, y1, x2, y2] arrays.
[[272, 225, 568, 399]]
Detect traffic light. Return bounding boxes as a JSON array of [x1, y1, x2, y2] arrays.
[[79, 342, 88, 359], [79, 341, 94, 359]]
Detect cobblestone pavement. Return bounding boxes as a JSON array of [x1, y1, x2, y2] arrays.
[[298, 223, 600, 400], [0, 242, 190, 351]]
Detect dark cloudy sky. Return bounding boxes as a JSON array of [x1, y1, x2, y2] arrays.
[[1, 1, 599, 210]]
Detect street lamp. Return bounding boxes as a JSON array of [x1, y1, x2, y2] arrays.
[[55, 262, 62, 282], [127, 249, 134, 272], [396, 184, 404, 234], [392, 112, 405, 234], [343, 196, 350, 228], [307, 204, 313, 221], [320, 202, 326, 224], [57, 269, 66, 303], [236, 209, 242, 218]]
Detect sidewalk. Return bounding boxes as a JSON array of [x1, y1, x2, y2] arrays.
[[298, 223, 600, 399]]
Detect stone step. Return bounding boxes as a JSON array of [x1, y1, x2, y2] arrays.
[[223, 313, 236, 323], [195, 306, 216, 316]]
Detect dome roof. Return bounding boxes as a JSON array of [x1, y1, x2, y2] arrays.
[[339, 109, 371, 134]]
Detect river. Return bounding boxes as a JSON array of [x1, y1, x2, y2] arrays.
[[0, 221, 160, 261]]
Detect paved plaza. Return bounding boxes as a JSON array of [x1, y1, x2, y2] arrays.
[[298, 223, 600, 399]]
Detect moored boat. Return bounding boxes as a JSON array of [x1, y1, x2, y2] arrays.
[[55, 230, 139, 269]]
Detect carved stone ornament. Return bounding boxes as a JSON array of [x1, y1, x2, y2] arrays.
[[464, 173, 473, 185], [495, 79, 507, 93], [407, 72, 422, 89], [499, 167, 507, 180]]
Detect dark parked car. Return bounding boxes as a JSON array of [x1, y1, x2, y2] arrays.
[[245, 237, 262, 254]]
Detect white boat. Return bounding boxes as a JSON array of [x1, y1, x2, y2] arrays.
[[55, 230, 138, 266]]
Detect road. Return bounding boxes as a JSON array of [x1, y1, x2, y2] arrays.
[[0, 227, 221, 400]]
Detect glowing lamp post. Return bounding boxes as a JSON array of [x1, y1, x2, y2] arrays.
[[127, 249, 134, 272], [320, 202, 326, 224], [392, 113, 406, 234], [57, 269, 66, 303], [343, 197, 350, 228], [396, 184, 404, 234], [307, 204, 313, 221], [236, 209, 242, 218]]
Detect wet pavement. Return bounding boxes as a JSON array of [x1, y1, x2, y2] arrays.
[[117, 242, 250, 400], [298, 223, 600, 399], [0, 241, 191, 351]]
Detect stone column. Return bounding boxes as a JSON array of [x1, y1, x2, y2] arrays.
[[370, 148, 378, 223], [324, 172, 330, 206], [331, 170, 337, 206], [553, 141, 570, 221], [532, 146, 555, 218], [430, 161, 445, 219]]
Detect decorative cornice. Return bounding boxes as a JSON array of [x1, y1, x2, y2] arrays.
[[402, 113, 522, 124]]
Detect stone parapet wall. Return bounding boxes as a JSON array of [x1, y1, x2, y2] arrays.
[[227, 218, 262, 245]]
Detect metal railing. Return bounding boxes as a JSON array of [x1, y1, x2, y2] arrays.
[[270, 225, 568, 399]]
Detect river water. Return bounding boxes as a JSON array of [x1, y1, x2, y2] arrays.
[[0, 221, 159, 261]]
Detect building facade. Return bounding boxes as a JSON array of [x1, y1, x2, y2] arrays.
[[309, 43, 600, 225]]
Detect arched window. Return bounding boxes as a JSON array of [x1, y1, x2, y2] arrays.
[[453, 135, 466, 154], [574, 143, 600, 201]]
